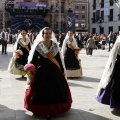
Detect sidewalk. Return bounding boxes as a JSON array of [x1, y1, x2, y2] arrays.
[[0, 44, 120, 120]]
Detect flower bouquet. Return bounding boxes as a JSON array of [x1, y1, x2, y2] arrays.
[[24, 64, 36, 85]]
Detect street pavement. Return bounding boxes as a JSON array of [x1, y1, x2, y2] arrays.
[[0, 44, 120, 120]]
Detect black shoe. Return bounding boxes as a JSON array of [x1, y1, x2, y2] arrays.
[[5, 52, 7, 54]]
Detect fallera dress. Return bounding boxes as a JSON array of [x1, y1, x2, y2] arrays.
[[24, 41, 72, 116], [16, 38, 31, 65], [62, 38, 82, 78], [96, 55, 120, 109], [8, 38, 31, 75]]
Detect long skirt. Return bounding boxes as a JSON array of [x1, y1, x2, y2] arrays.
[[96, 55, 120, 109], [64, 47, 82, 77], [24, 58, 72, 116]]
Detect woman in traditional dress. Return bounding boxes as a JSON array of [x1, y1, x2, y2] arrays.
[[96, 35, 120, 109], [61, 31, 82, 78], [8, 30, 31, 77], [14, 30, 31, 65], [24, 27, 72, 119]]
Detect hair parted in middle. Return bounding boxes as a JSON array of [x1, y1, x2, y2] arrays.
[[42, 27, 52, 36]]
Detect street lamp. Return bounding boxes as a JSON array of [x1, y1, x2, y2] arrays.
[[98, 17, 103, 28], [98, 17, 103, 34]]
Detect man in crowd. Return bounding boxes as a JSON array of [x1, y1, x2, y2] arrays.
[[27, 29, 34, 44], [107, 31, 115, 52], [1, 28, 8, 54], [76, 33, 83, 49]]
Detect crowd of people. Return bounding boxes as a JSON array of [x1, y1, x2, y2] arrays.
[[1, 27, 120, 119]]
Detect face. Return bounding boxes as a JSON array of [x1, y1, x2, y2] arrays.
[[68, 31, 73, 38], [43, 30, 52, 41], [21, 30, 27, 37]]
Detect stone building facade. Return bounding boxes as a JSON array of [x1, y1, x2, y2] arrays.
[[1, 0, 89, 33], [89, 0, 120, 35]]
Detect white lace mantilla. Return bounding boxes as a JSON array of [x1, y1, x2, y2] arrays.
[[61, 38, 78, 56], [36, 41, 59, 58], [18, 38, 30, 47]]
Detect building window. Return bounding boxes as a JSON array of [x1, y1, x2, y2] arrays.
[[82, 15, 85, 19], [100, 27, 104, 34], [101, 11, 104, 21], [100, 0, 104, 8], [76, 15, 79, 19], [92, 28, 96, 34], [109, 26, 113, 34], [93, 0, 96, 10], [82, 6, 85, 10], [109, 9, 113, 21], [75, 6, 79, 10], [92, 12, 96, 23], [91, 18, 95, 23], [118, 26, 120, 32], [118, 14, 120, 20], [110, 0, 113, 6]]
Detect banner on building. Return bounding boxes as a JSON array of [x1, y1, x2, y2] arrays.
[[10, 16, 46, 33], [18, 2, 48, 8], [96, 10, 100, 22], [66, 13, 76, 31], [104, 2, 109, 16]]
